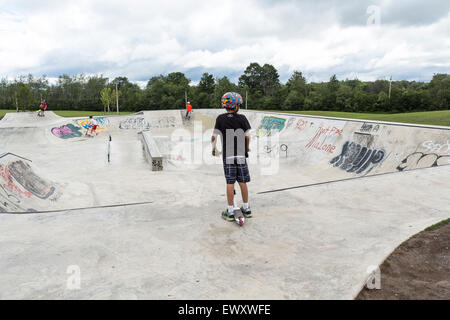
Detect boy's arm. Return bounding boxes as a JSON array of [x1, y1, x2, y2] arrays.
[[244, 117, 251, 152], [211, 130, 219, 155], [211, 132, 217, 147], [212, 117, 220, 155]]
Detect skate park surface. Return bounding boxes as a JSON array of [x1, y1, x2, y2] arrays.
[[0, 109, 449, 299]]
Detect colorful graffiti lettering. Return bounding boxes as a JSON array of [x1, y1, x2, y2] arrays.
[[305, 125, 343, 154], [51, 124, 83, 139], [0, 154, 58, 212], [330, 141, 385, 174], [78, 117, 109, 132], [0, 163, 32, 199], [256, 116, 286, 137]]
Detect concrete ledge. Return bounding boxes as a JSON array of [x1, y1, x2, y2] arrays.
[[138, 130, 163, 171]]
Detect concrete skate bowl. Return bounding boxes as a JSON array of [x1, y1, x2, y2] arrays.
[[0, 109, 449, 299], [2, 109, 449, 213]]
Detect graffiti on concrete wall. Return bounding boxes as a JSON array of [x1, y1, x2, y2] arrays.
[[285, 117, 297, 130], [0, 154, 58, 212], [119, 117, 150, 130], [256, 116, 286, 137], [0, 183, 24, 212], [396, 152, 450, 172], [263, 144, 289, 158], [78, 117, 109, 132], [359, 123, 380, 133], [296, 118, 310, 131], [150, 116, 176, 129], [305, 125, 343, 154], [330, 141, 386, 174], [152, 159, 163, 171], [7, 160, 55, 199], [170, 154, 186, 162], [421, 140, 450, 154], [0, 162, 32, 199], [51, 124, 83, 139]]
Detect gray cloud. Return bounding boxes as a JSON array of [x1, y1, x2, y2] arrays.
[[0, 0, 449, 84]]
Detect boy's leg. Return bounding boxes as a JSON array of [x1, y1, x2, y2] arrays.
[[236, 161, 251, 217], [238, 182, 248, 203], [222, 161, 238, 221], [221, 183, 236, 221], [226, 184, 235, 206]]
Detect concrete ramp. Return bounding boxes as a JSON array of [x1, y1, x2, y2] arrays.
[[190, 109, 450, 191], [0, 108, 449, 299], [139, 130, 163, 171], [0, 153, 60, 212], [0, 111, 62, 128]]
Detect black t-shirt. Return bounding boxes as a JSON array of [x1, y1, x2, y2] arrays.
[[214, 112, 251, 160]]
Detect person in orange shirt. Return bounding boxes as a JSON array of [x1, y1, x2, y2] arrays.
[[185, 102, 192, 120]]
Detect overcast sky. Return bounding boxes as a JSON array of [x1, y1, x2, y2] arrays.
[[0, 0, 449, 84]]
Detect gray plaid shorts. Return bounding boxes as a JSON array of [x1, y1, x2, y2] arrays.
[[223, 158, 251, 184]]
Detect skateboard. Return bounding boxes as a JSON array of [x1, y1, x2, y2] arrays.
[[234, 208, 245, 227]]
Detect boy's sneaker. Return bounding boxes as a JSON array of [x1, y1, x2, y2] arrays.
[[241, 206, 252, 218], [222, 210, 235, 222]]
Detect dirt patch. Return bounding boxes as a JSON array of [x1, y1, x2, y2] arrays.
[[357, 219, 450, 300]]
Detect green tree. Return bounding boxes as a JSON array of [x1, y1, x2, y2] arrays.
[[239, 62, 263, 93], [429, 74, 450, 110], [142, 72, 191, 110], [16, 82, 33, 111], [336, 84, 353, 112], [213, 76, 238, 108], [195, 73, 215, 108], [112, 77, 141, 111], [282, 71, 307, 110], [260, 64, 280, 97], [84, 76, 108, 111], [325, 75, 339, 110], [100, 87, 114, 113]]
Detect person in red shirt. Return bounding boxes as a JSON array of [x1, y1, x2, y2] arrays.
[[38, 100, 47, 117], [185, 102, 192, 120]]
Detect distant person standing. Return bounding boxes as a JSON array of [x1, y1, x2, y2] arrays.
[[185, 101, 192, 120], [38, 100, 47, 117]]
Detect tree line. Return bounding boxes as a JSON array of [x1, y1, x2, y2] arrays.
[[0, 63, 448, 113]]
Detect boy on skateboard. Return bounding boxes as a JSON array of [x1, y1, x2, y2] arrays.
[[86, 116, 98, 136], [38, 100, 47, 117], [211, 92, 252, 222], [185, 101, 192, 120]]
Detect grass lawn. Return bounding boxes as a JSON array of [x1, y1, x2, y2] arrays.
[[261, 110, 450, 127], [52, 110, 134, 117]]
